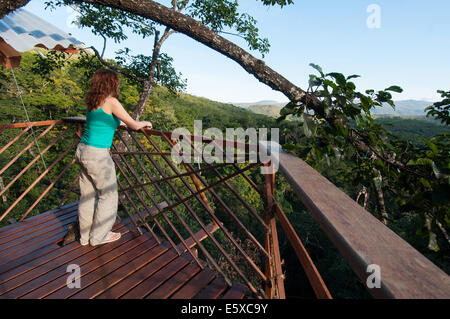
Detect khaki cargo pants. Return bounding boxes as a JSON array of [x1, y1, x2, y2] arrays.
[[74, 142, 118, 245]]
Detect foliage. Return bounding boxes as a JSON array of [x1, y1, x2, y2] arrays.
[[187, 0, 270, 55], [426, 90, 450, 125], [279, 64, 450, 258], [115, 48, 187, 92]]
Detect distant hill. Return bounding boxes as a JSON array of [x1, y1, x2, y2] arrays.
[[248, 104, 282, 118], [232, 100, 287, 109], [234, 99, 434, 117], [373, 100, 433, 116]]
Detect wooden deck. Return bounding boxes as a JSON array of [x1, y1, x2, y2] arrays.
[[0, 202, 249, 299]]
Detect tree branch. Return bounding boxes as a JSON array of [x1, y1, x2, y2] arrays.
[[0, 0, 30, 19], [86, 46, 145, 82]]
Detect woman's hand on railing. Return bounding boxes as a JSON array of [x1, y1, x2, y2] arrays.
[[138, 121, 152, 130]]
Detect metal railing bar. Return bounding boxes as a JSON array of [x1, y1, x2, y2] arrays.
[[57, 172, 80, 209], [0, 120, 62, 130], [0, 125, 33, 155], [21, 157, 77, 220], [211, 139, 262, 195], [166, 135, 270, 258], [263, 163, 285, 298], [0, 127, 71, 197], [124, 130, 254, 290], [114, 132, 213, 269], [115, 133, 229, 277], [0, 122, 59, 176], [0, 136, 79, 223], [137, 130, 267, 293], [179, 136, 269, 231], [111, 148, 178, 251], [111, 151, 172, 156], [117, 162, 232, 194], [272, 199, 332, 299], [112, 139, 196, 256]]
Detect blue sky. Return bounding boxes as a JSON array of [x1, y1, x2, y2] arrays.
[[24, 0, 450, 104]]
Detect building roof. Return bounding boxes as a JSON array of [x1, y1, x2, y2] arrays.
[[0, 8, 84, 68], [0, 8, 83, 52]]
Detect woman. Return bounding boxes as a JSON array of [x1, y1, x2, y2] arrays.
[[74, 69, 152, 246]]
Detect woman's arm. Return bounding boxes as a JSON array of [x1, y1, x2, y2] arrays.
[[110, 98, 152, 131]]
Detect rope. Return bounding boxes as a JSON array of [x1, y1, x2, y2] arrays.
[[10, 68, 48, 171]]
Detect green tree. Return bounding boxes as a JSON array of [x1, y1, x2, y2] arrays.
[[279, 65, 449, 255]]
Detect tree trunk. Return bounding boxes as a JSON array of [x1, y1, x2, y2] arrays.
[[373, 170, 388, 225], [115, 27, 171, 152]]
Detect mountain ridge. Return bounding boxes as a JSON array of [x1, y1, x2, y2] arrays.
[[231, 99, 435, 117]]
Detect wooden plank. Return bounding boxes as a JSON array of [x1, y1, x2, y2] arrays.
[[195, 276, 228, 299], [170, 268, 216, 299], [130, 201, 168, 224], [97, 222, 218, 299], [0, 211, 77, 251], [0, 202, 77, 235], [120, 253, 193, 299], [146, 262, 201, 299], [67, 240, 166, 299], [222, 282, 248, 299], [96, 246, 177, 299], [16, 232, 151, 299], [0, 202, 77, 239], [0, 221, 130, 293], [1, 229, 135, 298], [0, 214, 77, 264], [176, 223, 219, 252], [0, 201, 166, 296], [278, 150, 450, 298], [0, 230, 69, 273], [0, 208, 77, 244]]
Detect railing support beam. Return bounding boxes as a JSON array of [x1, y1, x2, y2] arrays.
[[263, 162, 285, 299]]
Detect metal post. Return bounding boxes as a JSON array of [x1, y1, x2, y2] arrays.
[[263, 162, 285, 298]]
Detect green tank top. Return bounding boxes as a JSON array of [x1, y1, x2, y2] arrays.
[[81, 106, 121, 149]]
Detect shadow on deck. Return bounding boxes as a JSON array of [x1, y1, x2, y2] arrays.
[[0, 202, 247, 299]]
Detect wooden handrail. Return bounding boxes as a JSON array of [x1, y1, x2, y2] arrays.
[[277, 149, 450, 298]]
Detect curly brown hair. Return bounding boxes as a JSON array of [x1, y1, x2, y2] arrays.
[[85, 69, 119, 111]]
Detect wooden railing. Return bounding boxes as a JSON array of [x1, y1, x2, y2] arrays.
[[0, 118, 448, 299], [275, 149, 450, 298]]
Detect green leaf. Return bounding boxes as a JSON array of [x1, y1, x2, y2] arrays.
[[309, 63, 324, 76], [420, 137, 438, 155], [407, 158, 434, 166], [385, 85, 403, 93], [302, 114, 317, 137], [327, 72, 346, 87], [419, 178, 432, 189], [347, 74, 360, 80]]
